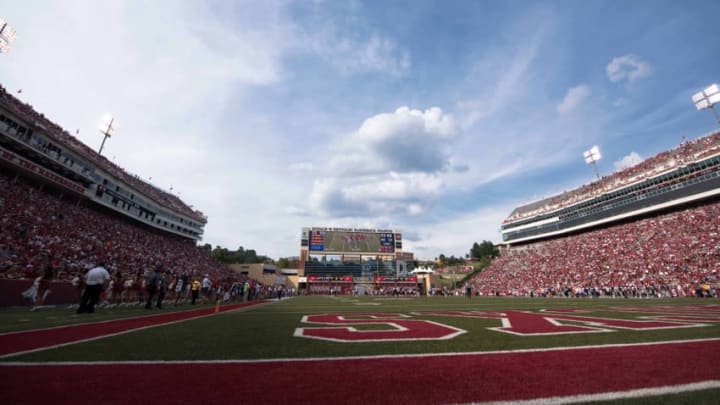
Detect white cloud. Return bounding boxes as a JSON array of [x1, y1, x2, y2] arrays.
[[606, 54, 652, 83], [407, 203, 424, 216], [557, 85, 590, 114], [404, 204, 511, 259], [355, 34, 411, 76], [348, 106, 456, 173], [613, 98, 628, 108], [288, 162, 315, 172], [343, 172, 444, 202], [445, 15, 600, 192], [305, 28, 410, 76], [614, 152, 644, 171], [457, 14, 550, 129], [327, 106, 457, 176], [307, 107, 456, 219]]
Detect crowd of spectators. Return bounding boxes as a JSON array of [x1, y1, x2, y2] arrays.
[[505, 131, 720, 224], [305, 283, 418, 296], [0, 171, 245, 298], [0, 85, 205, 223], [470, 200, 720, 298]]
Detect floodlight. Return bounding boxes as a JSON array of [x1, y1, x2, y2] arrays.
[[694, 98, 710, 111], [0, 19, 17, 53], [99, 114, 117, 136], [692, 92, 705, 104], [692, 83, 720, 125], [583, 145, 602, 180], [583, 145, 601, 164], [97, 114, 117, 155]]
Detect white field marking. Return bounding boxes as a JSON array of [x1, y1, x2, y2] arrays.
[[536, 313, 709, 331], [488, 316, 614, 336], [471, 380, 720, 405], [0, 303, 260, 337], [353, 303, 381, 306], [373, 298, 413, 301], [543, 305, 720, 317], [0, 302, 270, 360], [494, 314, 708, 336], [538, 308, 592, 313], [294, 313, 467, 343], [300, 314, 412, 321], [637, 314, 720, 323], [1, 337, 718, 366], [415, 310, 710, 335], [294, 320, 467, 343]]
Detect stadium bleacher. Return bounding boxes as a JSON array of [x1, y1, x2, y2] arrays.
[[467, 130, 718, 299], [0, 171, 241, 284], [0, 84, 252, 306], [470, 163, 720, 298], [0, 86, 207, 222], [504, 131, 720, 225]]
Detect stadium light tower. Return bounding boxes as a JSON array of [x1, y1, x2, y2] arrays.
[[97, 114, 117, 156], [692, 83, 720, 126], [0, 18, 17, 53], [583, 145, 602, 181]]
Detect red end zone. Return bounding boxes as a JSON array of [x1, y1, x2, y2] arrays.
[[2, 339, 719, 404]]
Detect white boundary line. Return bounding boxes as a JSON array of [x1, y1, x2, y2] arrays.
[[471, 380, 720, 405], [0, 308, 206, 337], [1, 337, 718, 366], [0, 302, 270, 360], [0, 301, 265, 337]]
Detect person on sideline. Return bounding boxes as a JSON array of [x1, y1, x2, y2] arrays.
[[190, 278, 201, 305], [145, 266, 166, 309], [77, 261, 111, 314]]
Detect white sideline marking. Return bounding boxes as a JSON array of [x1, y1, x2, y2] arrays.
[[471, 380, 720, 405], [0, 302, 270, 359], [1, 337, 718, 366], [0, 304, 241, 337]]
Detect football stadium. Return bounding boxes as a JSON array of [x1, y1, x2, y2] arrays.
[[2, 84, 720, 404], [2, 3, 720, 405]]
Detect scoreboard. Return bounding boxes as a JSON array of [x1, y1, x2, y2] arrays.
[[302, 227, 401, 255], [309, 230, 324, 251]]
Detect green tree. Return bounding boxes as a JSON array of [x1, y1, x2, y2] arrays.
[[211, 246, 231, 263], [206, 245, 269, 264], [470, 240, 499, 260], [244, 249, 258, 263]]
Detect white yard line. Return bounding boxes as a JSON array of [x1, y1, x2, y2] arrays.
[[2, 336, 718, 366]]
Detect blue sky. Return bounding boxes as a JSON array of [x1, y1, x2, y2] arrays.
[[1, 0, 719, 259]]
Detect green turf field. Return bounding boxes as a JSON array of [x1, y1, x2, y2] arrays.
[[3, 296, 719, 362], [2, 296, 719, 403]]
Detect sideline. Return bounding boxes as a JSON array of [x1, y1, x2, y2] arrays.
[[0, 300, 269, 359]]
